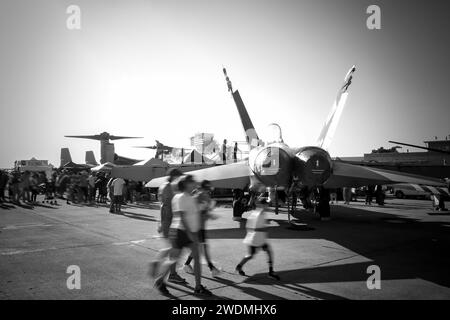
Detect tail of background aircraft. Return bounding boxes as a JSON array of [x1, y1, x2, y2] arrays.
[[60, 148, 72, 167], [85, 151, 98, 166], [316, 65, 356, 151], [223, 68, 261, 149]]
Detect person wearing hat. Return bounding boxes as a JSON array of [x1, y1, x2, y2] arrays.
[[235, 198, 280, 280], [153, 174, 212, 296]]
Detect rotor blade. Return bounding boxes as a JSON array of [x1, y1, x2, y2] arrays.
[[388, 140, 450, 155], [133, 146, 157, 149], [317, 65, 356, 151], [109, 135, 143, 140], [65, 135, 102, 140]]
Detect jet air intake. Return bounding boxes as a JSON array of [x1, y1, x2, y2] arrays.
[[295, 147, 332, 187], [249, 145, 293, 188]]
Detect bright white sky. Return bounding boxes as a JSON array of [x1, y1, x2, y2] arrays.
[[1, 0, 449, 167]]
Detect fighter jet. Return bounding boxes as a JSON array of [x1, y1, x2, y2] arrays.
[[65, 132, 142, 165], [146, 66, 446, 212]]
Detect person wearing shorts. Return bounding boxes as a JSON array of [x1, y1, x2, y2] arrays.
[[152, 175, 212, 297], [235, 199, 280, 280]]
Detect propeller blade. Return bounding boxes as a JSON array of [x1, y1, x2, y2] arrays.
[[133, 146, 158, 149], [65, 135, 102, 140], [109, 135, 143, 140]]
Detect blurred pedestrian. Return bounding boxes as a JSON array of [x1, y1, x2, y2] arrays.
[[152, 175, 212, 297], [183, 180, 221, 277], [235, 198, 280, 280], [157, 168, 182, 237]]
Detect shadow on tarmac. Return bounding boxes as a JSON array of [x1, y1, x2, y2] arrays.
[[205, 203, 450, 299], [118, 211, 158, 222]]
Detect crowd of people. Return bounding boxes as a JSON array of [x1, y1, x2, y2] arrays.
[[0, 168, 146, 207]]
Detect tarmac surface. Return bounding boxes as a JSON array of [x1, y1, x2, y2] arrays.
[[1, 196, 450, 300]]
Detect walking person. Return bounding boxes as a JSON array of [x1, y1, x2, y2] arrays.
[[235, 198, 280, 280], [148, 169, 185, 285], [183, 180, 221, 277], [157, 168, 183, 238], [152, 175, 212, 296]]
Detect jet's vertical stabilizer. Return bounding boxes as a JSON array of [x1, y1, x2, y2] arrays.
[[316, 65, 356, 151], [60, 148, 72, 167], [223, 68, 261, 149], [85, 151, 98, 166]]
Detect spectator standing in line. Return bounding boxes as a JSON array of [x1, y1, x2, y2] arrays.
[[112, 177, 125, 213], [87, 172, 96, 204], [222, 139, 227, 164], [107, 176, 116, 213], [0, 170, 8, 203], [365, 185, 375, 205], [20, 171, 31, 203]]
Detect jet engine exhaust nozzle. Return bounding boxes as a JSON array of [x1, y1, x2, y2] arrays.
[[295, 147, 332, 187], [249, 146, 293, 188]]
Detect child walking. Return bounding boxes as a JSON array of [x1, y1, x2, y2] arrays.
[[235, 199, 280, 280]]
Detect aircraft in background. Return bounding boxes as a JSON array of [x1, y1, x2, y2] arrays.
[[59, 148, 97, 170], [111, 140, 214, 181], [147, 66, 446, 215], [65, 132, 142, 165], [134, 140, 176, 160]]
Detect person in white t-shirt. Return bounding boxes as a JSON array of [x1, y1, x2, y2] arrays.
[[235, 198, 280, 280], [112, 177, 125, 213], [153, 175, 212, 297]]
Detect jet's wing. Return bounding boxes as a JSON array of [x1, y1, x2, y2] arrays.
[[145, 161, 253, 189], [325, 161, 446, 188]]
